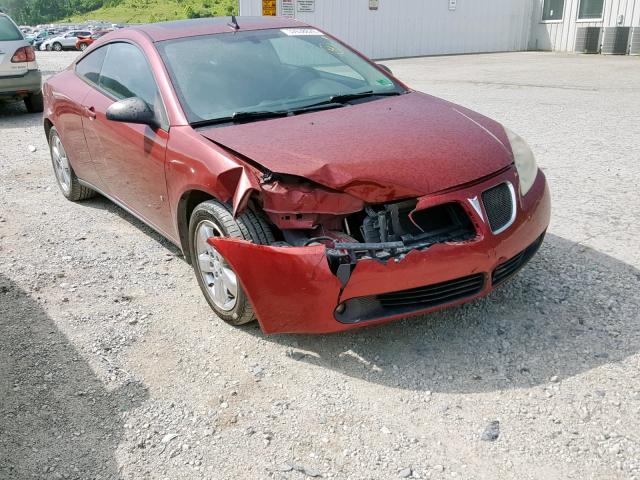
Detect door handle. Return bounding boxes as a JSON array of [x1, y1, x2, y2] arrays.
[[85, 106, 96, 120]]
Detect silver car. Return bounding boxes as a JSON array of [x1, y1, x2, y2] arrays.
[[0, 12, 42, 112], [43, 30, 92, 51]]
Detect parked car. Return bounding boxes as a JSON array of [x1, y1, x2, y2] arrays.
[[0, 12, 43, 112], [30, 30, 54, 48], [42, 30, 92, 51], [43, 17, 550, 334], [76, 30, 111, 51]]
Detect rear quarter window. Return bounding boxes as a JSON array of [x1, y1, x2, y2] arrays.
[[0, 16, 23, 41]]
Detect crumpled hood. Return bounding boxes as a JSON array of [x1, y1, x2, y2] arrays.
[[199, 92, 514, 203]]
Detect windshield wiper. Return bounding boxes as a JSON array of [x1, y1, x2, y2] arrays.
[[191, 103, 345, 128], [191, 110, 288, 127], [302, 90, 403, 109], [330, 91, 395, 103], [232, 110, 289, 121]]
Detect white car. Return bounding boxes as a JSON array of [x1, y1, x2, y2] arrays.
[[0, 12, 42, 112], [41, 30, 92, 51]]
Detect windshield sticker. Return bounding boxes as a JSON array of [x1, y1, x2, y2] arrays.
[[281, 28, 323, 36], [376, 78, 394, 86]]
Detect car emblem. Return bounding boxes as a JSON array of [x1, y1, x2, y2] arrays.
[[467, 196, 484, 221]]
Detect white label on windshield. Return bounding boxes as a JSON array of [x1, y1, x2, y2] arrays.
[[281, 28, 322, 36]]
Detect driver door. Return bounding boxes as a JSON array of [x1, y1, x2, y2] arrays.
[[81, 42, 173, 236]]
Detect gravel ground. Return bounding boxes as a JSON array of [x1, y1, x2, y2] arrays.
[[1, 51, 639, 480]]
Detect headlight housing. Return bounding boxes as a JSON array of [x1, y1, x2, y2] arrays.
[[505, 128, 538, 196]]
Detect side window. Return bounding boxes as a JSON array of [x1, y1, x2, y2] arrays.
[[75, 46, 107, 85], [99, 43, 157, 107], [98, 42, 168, 129]]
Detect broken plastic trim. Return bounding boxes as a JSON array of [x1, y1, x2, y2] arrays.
[[325, 226, 474, 263]]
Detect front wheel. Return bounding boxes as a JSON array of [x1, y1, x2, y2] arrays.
[[79, 43, 88, 51], [189, 200, 274, 326], [52, 42, 62, 52]]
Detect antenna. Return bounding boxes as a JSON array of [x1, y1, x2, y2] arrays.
[[228, 15, 240, 30]]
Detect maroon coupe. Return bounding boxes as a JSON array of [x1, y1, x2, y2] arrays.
[[43, 17, 551, 334]]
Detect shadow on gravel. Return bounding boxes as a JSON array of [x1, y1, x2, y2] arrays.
[[81, 195, 183, 257], [250, 234, 640, 393], [0, 274, 148, 479]]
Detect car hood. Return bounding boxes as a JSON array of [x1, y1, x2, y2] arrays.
[[199, 92, 514, 203]]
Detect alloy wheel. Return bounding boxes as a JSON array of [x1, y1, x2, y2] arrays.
[[51, 135, 71, 194], [195, 220, 238, 311]]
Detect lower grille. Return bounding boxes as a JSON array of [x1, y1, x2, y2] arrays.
[[492, 234, 545, 286], [378, 274, 485, 308], [482, 182, 515, 233], [336, 274, 485, 324]]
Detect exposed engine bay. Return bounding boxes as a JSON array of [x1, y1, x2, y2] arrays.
[[253, 172, 478, 284]]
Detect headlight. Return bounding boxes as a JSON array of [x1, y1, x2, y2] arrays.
[[505, 128, 538, 196]]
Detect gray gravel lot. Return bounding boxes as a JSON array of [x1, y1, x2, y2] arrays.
[[1, 51, 639, 480]]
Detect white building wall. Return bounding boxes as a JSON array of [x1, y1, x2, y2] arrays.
[[239, 0, 534, 59], [529, 0, 640, 51]]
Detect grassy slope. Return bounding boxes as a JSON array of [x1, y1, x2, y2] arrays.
[[65, 0, 238, 24]]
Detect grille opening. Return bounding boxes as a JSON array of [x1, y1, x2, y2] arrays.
[[335, 273, 485, 324], [411, 203, 474, 238], [358, 201, 475, 245], [482, 183, 514, 233]]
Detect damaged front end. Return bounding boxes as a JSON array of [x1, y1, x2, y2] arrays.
[[209, 172, 499, 334], [257, 172, 478, 280]]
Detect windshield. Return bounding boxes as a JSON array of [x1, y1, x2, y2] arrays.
[[0, 16, 23, 41], [157, 28, 405, 124]]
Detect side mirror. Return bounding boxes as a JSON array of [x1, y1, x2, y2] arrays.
[[377, 63, 393, 76], [106, 97, 158, 128]]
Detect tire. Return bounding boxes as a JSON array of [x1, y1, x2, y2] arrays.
[[24, 91, 44, 113], [52, 42, 62, 52], [48, 127, 95, 201], [189, 200, 274, 326], [45, 44, 51, 51], [79, 43, 88, 51]]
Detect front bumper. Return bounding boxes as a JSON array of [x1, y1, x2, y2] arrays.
[[0, 70, 42, 97], [211, 168, 551, 334]]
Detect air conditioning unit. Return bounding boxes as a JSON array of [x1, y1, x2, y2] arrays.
[[630, 27, 640, 55], [575, 27, 601, 54], [601, 27, 631, 54]]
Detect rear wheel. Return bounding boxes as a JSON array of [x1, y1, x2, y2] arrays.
[[24, 92, 43, 113], [189, 200, 274, 326], [79, 43, 88, 51], [49, 127, 95, 201], [52, 42, 62, 52]]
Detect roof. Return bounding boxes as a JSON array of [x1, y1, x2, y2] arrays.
[[133, 16, 307, 42]]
